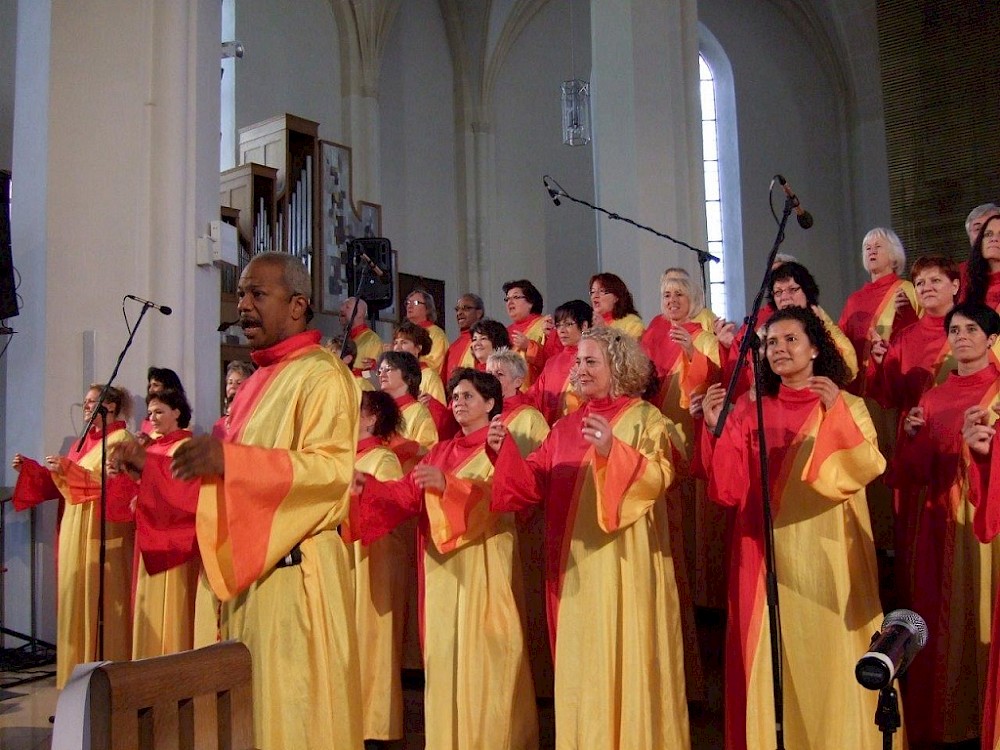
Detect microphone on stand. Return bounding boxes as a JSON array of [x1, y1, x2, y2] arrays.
[[543, 175, 562, 206], [775, 175, 814, 229], [358, 253, 385, 278], [855, 609, 928, 690], [125, 294, 173, 316]]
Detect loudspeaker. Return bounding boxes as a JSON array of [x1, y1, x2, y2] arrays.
[[0, 171, 17, 320], [347, 237, 393, 311]]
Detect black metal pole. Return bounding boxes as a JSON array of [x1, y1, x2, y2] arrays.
[[543, 175, 720, 303], [712, 193, 797, 750]]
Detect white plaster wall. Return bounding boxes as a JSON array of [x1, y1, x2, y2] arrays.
[[234, 0, 342, 143], [378, 0, 462, 333], [493, 0, 598, 317], [699, 0, 858, 317]]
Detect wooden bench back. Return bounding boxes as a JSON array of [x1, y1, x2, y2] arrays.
[[88, 641, 254, 750]]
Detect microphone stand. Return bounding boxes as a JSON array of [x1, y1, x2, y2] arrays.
[[712, 192, 797, 750], [543, 175, 720, 300], [76, 301, 153, 660]]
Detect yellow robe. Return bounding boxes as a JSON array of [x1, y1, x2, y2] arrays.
[[349, 443, 406, 741], [609, 312, 645, 338], [420, 367, 446, 404], [351, 326, 384, 369], [50, 425, 135, 688], [196, 331, 364, 750], [421, 322, 449, 373], [493, 396, 690, 749]]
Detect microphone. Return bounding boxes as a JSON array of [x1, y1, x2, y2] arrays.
[[776, 175, 814, 229], [543, 175, 562, 206], [855, 609, 928, 690], [125, 294, 173, 316], [358, 253, 385, 278]]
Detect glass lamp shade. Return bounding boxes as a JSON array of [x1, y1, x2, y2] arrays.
[[561, 79, 591, 146]]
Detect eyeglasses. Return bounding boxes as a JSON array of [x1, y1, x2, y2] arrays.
[[376, 366, 399, 376], [590, 288, 610, 296], [503, 294, 526, 303], [772, 285, 802, 299], [555, 321, 579, 330], [454, 305, 479, 312], [405, 299, 426, 307]]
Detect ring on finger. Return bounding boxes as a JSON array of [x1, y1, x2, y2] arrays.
[[594, 430, 603, 439]]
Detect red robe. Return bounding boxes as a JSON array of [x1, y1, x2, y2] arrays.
[[719, 305, 775, 398], [523, 344, 581, 426], [442, 329, 475, 382], [968, 426, 1000, 750], [895, 364, 1000, 743], [838, 273, 918, 395], [701, 387, 886, 750]]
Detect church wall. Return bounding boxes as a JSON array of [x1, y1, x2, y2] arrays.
[[234, 0, 342, 146], [378, 0, 463, 334], [492, 0, 599, 319], [699, 0, 860, 317]]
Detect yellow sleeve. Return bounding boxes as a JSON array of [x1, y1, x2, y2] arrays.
[[817, 305, 859, 379]]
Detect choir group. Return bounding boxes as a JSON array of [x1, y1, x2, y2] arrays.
[[9, 201, 1000, 750]]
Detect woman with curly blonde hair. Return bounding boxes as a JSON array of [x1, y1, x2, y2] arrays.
[[487, 326, 690, 750]]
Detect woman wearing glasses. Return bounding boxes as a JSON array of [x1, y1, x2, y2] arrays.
[[405, 288, 448, 374], [589, 272, 644, 338], [504, 279, 558, 385]]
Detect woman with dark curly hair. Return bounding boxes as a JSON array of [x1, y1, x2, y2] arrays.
[[488, 328, 689, 749], [963, 213, 1000, 309], [119, 387, 199, 660], [354, 369, 538, 748], [469, 318, 512, 370], [590, 271, 644, 337], [695, 305, 886, 750], [894, 302, 1000, 746]]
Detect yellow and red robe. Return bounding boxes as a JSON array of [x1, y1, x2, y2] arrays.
[[196, 329, 364, 750], [419, 363, 446, 404], [894, 364, 1000, 744], [491, 396, 690, 750], [357, 426, 539, 750], [838, 272, 920, 396], [604, 311, 645, 338], [524, 344, 582, 426], [12, 421, 136, 687], [702, 386, 886, 750], [641, 315, 721, 694], [342, 438, 406, 741], [349, 323, 384, 371], [417, 320, 448, 374], [509, 313, 551, 386], [967, 417, 1000, 750], [499, 393, 553, 697], [443, 329, 477, 382], [132, 428, 200, 659]]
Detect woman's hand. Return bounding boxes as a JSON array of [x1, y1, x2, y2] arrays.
[[487, 416, 507, 453], [701, 383, 726, 432], [44, 455, 64, 475], [903, 406, 926, 437], [511, 331, 530, 353], [894, 288, 913, 313], [869, 330, 888, 365], [108, 441, 146, 478], [581, 414, 613, 457], [962, 405, 996, 456], [713, 318, 736, 349], [11, 453, 24, 473], [351, 470, 368, 495], [669, 325, 695, 358], [807, 376, 840, 410], [412, 465, 446, 492]]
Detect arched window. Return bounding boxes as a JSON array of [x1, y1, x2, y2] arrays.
[[698, 27, 744, 320]]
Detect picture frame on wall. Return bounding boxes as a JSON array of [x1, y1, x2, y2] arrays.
[[317, 140, 388, 317]]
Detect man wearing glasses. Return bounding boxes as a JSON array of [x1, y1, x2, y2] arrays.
[[443, 293, 484, 381]]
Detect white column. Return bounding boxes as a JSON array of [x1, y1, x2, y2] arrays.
[[589, 0, 706, 313], [4, 0, 221, 641]]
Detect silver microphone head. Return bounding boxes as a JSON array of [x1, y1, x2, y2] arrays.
[[882, 609, 928, 649]]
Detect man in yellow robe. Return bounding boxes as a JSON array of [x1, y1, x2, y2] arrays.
[[170, 252, 363, 750]]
